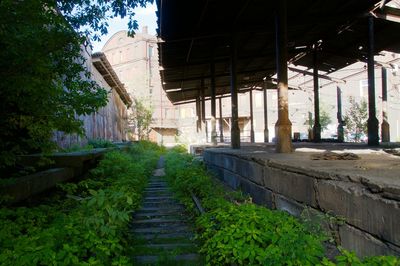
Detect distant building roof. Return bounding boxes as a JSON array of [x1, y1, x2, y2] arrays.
[[92, 52, 132, 107]]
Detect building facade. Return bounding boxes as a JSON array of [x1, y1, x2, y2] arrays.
[[54, 47, 132, 148]]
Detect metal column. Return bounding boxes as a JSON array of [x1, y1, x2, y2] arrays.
[[274, 0, 292, 153], [381, 67, 390, 142], [210, 60, 217, 145], [196, 97, 201, 132], [313, 48, 321, 142], [230, 35, 240, 149], [367, 15, 379, 146], [337, 86, 344, 142], [263, 80, 269, 143], [249, 89, 255, 143], [219, 97, 224, 142], [201, 79, 208, 142]]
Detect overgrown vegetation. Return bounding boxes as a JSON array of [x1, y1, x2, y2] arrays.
[[0, 0, 152, 175], [344, 96, 368, 142], [0, 141, 162, 265], [129, 98, 154, 140], [164, 148, 400, 266]]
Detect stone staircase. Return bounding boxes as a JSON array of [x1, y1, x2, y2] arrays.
[[131, 158, 202, 265]]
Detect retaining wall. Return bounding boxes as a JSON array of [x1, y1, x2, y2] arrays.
[[203, 149, 400, 258]]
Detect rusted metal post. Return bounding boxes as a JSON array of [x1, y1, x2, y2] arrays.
[[249, 89, 255, 143], [263, 79, 269, 143], [313, 48, 321, 142], [201, 79, 208, 142], [196, 97, 201, 132], [219, 97, 224, 142], [230, 35, 240, 149], [381, 67, 390, 142], [367, 15, 379, 146], [210, 60, 217, 145], [337, 86, 344, 142], [274, 0, 292, 153]]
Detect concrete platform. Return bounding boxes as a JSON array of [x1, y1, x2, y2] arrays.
[[201, 142, 400, 258]]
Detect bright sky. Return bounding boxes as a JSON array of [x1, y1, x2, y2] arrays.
[[92, 3, 158, 52]]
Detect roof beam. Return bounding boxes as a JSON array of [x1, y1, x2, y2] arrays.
[[373, 6, 400, 23], [288, 66, 346, 83]]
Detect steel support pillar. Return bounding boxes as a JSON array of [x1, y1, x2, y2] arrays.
[[230, 35, 240, 149], [274, 0, 292, 153], [249, 89, 255, 143], [210, 61, 217, 145], [263, 80, 269, 143], [381, 67, 390, 142], [367, 16, 379, 146], [313, 48, 321, 142], [337, 86, 344, 142], [219, 97, 224, 142], [201, 79, 208, 142], [196, 97, 201, 132]]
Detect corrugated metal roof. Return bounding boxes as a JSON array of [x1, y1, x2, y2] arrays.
[[92, 52, 133, 107]]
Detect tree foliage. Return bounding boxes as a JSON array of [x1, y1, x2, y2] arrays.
[[343, 96, 368, 142], [129, 99, 153, 140], [0, 0, 153, 173], [305, 105, 332, 131]]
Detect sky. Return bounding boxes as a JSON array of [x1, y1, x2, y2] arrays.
[[92, 3, 158, 52]]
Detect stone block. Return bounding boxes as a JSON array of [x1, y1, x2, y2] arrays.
[[1, 168, 74, 204], [222, 155, 236, 171], [223, 169, 241, 189], [274, 193, 304, 217], [206, 165, 223, 181], [240, 178, 273, 208], [264, 167, 317, 206], [236, 159, 264, 186], [339, 224, 400, 257], [317, 180, 400, 247]]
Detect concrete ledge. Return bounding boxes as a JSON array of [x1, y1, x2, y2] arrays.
[[0, 168, 74, 204], [317, 180, 400, 247], [203, 147, 400, 258], [1, 145, 132, 204], [339, 224, 400, 257]]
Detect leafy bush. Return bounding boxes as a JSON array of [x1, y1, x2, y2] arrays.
[[0, 142, 160, 265], [88, 138, 116, 148], [164, 150, 400, 266]]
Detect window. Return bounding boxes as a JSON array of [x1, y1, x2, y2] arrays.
[[255, 92, 263, 108], [148, 45, 153, 58], [359, 79, 368, 97]]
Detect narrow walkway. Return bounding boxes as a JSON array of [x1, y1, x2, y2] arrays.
[[131, 157, 201, 265]]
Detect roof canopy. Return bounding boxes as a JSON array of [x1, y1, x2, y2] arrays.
[[92, 52, 133, 107], [156, 0, 400, 104]]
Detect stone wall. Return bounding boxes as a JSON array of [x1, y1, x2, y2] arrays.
[[203, 149, 400, 258]]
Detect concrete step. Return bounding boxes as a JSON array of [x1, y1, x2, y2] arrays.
[[141, 202, 183, 208], [133, 225, 190, 234], [137, 232, 194, 240], [134, 253, 200, 264], [132, 219, 187, 228], [138, 206, 185, 213]]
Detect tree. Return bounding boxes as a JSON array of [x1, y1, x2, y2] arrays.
[[0, 0, 153, 172], [304, 105, 332, 131], [129, 99, 153, 140], [343, 96, 368, 142]]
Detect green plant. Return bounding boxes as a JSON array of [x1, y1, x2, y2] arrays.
[[164, 151, 400, 266], [0, 141, 161, 264], [129, 98, 154, 140], [343, 96, 368, 142], [0, 0, 153, 174], [88, 138, 116, 148]]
